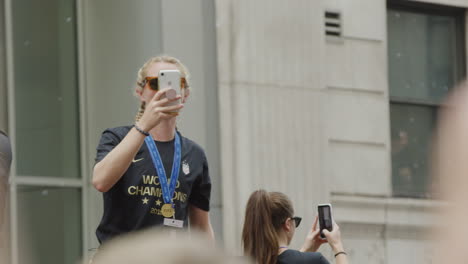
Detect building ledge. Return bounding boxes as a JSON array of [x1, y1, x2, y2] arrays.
[[331, 193, 447, 229]]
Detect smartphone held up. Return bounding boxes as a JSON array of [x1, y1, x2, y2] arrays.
[[318, 204, 333, 239], [158, 69, 184, 114]]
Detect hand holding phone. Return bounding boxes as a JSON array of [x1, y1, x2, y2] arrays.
[[318, 204, 333, 239]]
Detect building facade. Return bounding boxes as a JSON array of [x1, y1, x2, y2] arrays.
[[217, 0, 466, 263]]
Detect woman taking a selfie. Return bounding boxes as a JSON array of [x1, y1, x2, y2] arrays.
[[242, 190, 348, 264], [92, 55, 214, 244]]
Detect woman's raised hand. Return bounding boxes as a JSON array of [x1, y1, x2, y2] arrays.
[[323, 221, 345, 254], [300, 216, 327, 252], [137, 88, 184, 132]]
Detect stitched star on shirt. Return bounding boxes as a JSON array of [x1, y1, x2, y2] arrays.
[[155, 199, 162, 206], [142, 197, 149, 204]]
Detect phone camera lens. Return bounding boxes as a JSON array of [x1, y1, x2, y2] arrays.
[[161, 72, 165, 76]]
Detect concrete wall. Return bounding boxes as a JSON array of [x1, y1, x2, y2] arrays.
[[216, 0, 328, 254]]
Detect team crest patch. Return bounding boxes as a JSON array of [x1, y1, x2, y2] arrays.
[[182, 161, 190, 175]]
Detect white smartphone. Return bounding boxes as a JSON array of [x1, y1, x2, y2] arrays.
[[318, 203, 333, 239], [158, 69, 183, 113]]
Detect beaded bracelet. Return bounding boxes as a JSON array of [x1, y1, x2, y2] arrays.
[[134, 124, 149, 136]]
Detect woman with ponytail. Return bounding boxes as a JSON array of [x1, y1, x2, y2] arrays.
[[242, 190, 348, 264], [92, 55, 214, 245]]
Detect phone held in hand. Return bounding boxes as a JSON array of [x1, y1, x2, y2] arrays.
[[318, 203, 333, 239], [158, 69, 182, 113]]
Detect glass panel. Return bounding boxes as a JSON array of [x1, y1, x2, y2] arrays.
[[17, 186, 82, 264], [388, 9, 458, 103], [12, 0, 80, 178], [390, 104, 436, 198]]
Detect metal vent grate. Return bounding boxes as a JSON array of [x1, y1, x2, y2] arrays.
[[325, 11, 341, 37]]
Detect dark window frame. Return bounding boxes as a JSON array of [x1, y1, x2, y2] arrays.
[[388, 0, 466, 198], [388, 0, 466, 107]]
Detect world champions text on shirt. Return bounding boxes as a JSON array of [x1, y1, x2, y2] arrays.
[[94, 126, 211, 243]]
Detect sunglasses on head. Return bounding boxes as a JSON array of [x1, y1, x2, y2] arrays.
[[142, 76, 187, 91], [291, 216, 302, 228]]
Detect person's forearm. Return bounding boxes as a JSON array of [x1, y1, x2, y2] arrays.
[[335, 254, 349, 264], [191, 219, 215, 241], [204, 223, 215, 241], [201, 223, 215, 242], [92, 128, 146, 192], [331, 243, 348, 264], [189, 206, 215, 241]]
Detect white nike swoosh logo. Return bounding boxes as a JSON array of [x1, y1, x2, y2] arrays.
[[132, 158, 144, 163]]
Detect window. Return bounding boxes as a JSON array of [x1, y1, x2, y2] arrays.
[[388, 1, 465, 198], [8, 0, 82, 263]]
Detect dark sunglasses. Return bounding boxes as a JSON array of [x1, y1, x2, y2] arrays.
[[142, 76, 187, 91], [291, 216, 302, 228]]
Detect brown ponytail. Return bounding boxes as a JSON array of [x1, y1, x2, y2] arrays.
[[242, 190, 294, 264]]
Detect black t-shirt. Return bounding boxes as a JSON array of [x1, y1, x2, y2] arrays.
[[277, 250, 330, 264], [94, 126, 211, 244]]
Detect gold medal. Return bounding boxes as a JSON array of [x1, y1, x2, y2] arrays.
[[161, 203, 175, 218]]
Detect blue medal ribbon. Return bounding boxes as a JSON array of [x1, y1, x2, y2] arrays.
[[144, 133, 181, 205]]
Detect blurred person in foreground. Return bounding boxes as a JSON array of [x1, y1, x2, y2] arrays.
[[432, 81, 468, 263], [242, 190, 348, 264], [0, 130, 12, 264], [88, 229, 251, 264]]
